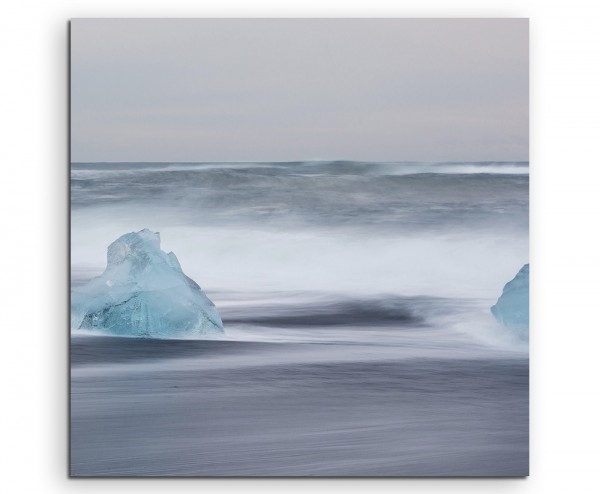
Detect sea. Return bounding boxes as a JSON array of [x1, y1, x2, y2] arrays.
[[70, 161, 529, 476]]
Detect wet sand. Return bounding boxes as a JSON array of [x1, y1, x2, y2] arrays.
[[71, 335, 528, 477]]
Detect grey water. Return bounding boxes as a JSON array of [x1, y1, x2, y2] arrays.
[[70, 161, 529, 476]]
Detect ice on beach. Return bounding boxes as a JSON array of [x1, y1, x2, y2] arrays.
[[491, 264, 529, 340], [71, 229, 224, 338]]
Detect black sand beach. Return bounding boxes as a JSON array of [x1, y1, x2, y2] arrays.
[[71, 335, 528, 477]]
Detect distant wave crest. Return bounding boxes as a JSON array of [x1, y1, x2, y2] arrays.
[[71, 160, 529, 178]]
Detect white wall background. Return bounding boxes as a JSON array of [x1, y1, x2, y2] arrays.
[[1, 0, 599, 492]]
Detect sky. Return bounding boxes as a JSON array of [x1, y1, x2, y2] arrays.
[[70, 18, 528, 162]]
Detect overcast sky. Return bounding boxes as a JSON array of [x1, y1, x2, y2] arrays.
[[70, 18, 528, 162]]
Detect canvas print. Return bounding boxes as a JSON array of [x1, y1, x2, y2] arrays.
[[70, 19, 529, 476]]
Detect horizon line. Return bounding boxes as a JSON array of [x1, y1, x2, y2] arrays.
[[70, 159, 530, 164]]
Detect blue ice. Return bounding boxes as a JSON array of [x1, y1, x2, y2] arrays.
[[491, 264, 529, 340], [71, 229, 224, 338]]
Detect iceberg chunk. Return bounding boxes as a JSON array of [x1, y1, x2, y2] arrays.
[[491, 264, 529, 340], [71, 229, 224, 338]]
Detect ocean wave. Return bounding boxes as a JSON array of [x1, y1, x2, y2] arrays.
[[71, 160, 529, 235], [71, 160, 529, 178]]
